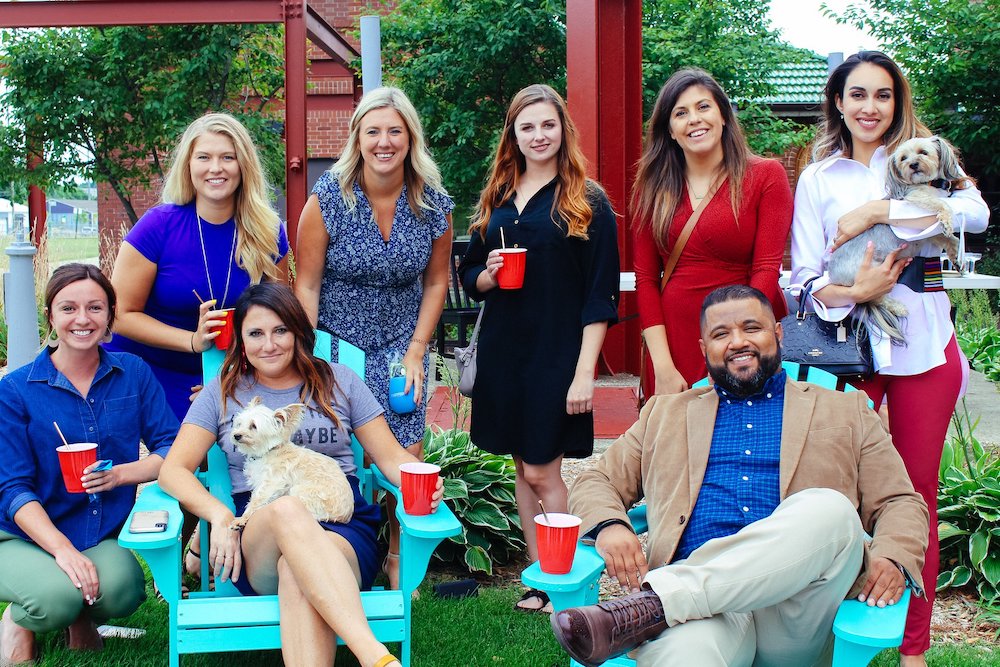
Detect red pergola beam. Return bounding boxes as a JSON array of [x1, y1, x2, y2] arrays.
[[0, 1, 284, 28]]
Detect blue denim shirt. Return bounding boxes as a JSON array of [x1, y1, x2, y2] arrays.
[[675, 371, 786, 561], [0, 347, 177, 550]]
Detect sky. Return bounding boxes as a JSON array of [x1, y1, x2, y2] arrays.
[[767, 0, 880, 57]]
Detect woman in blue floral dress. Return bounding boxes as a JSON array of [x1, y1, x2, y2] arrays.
[[296, 87, 453, 589]]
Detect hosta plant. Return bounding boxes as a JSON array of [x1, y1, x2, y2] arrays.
[[936, 400, 1000, 621], [423, 425, 524, 576]]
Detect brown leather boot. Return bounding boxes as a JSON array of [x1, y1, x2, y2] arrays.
[[550, 589, 667, 667]]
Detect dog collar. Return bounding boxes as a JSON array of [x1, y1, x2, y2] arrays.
[[929, 177, 972, 195]]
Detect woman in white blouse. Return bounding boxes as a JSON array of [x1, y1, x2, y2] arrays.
[[791, 51, 989, 667]]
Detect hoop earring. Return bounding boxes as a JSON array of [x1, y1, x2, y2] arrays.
[[102, 326, 114, 344]]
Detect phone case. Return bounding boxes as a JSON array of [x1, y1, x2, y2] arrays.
[[128, 510, 169, 533]]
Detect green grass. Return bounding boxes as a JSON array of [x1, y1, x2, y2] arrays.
[[45, 237, 99, 264], [5, 575, 999, 666]]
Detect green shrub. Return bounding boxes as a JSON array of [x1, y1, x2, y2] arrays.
[[423, 425, 524, 575], [952, 289, 1000, 385], [937, 401, 1000, 624]]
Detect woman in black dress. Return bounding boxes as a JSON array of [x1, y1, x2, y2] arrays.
[[459, 84, 619, 611]]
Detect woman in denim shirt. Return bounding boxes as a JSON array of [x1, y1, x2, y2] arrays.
[[0, 264, 177, 664]]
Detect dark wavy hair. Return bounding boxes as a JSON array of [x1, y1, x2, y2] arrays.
[[632, 68, 752, 252], [219, 282, 341, 426], [44, 263, 117, 335], [811, 50, 930, 163]]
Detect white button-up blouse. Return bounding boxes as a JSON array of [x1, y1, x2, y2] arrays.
[[790, 146, 990, 376]]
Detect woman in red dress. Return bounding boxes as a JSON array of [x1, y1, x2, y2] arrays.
[[633, 68, 793, 395]]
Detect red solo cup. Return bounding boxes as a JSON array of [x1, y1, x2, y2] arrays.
[[399, 462, 440, 516], [496, 248, 527, 289], [211, 308, 236, 350], [56, 443, 98, 493], [534, 513, 582, 574]]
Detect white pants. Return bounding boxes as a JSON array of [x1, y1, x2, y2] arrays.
[[636, 488, 864, 667]]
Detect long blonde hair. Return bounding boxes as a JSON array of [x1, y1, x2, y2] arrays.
[[811, 51, 930, 163], [331, 87, 446, 217], [470, 84, 600, 240], [162, 112, 283, 284], [631, 69, 750, 253]]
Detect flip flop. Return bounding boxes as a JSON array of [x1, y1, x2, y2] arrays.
[[514, 588, 553, 614], [372, 654, 400, 667]]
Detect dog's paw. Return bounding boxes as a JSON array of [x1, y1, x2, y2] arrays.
[[229, 517, 248, 531]]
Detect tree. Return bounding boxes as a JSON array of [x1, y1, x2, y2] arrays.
[[830, 0, 1000, 179], [381, 0, 812, 231], [642, 0, 812, 156], [380, 0, 567, 228], [0, 24, 286, 226]]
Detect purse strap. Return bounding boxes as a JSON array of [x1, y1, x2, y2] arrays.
[[659, 174, 727, 290], [796, 276, 821, 319], [466, 304, 485, 348]]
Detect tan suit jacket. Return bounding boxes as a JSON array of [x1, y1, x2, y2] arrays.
[[570, 376, 929, 596]]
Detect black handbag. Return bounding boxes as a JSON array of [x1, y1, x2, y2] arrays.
[[780, 278, 873, 379]]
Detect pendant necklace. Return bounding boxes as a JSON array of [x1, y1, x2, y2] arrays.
[[197, 214, 237, 307]]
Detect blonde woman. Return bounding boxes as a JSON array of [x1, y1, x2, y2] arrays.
[[109, 112, 289, 421], [295, 87, 453, 589]]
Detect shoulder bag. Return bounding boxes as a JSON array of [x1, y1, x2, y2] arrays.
[[638, 178, 725, 407], [779, 277, 873, 379], [455, 304, 484, 397]]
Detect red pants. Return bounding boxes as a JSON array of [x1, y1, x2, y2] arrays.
[[855, 336, 963, 655]]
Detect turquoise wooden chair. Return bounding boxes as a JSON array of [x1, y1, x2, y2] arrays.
[[119, 332, 461, 666], [523, 362, 911, 667]]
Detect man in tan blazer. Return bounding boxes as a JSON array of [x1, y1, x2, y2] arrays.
[[550, 285, 928, 667]]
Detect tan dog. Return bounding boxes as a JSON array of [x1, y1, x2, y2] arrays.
[[887, 135, 974, 267], [229, 397, 354, 530]]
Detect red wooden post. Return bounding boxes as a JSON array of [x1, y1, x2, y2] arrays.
[[27, 152, 46, 246], [567, 0, 644, 374], [284, 1, 308, 251]]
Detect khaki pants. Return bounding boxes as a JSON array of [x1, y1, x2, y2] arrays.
[[637, 488, 865, 667], [0, 531, 145, 633]]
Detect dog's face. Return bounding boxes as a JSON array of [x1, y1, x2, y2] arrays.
[[230, 397, 306, 458], [890, 137, 942, 186]]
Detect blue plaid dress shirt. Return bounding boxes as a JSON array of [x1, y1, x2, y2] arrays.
[[674, 371, 786, 561]]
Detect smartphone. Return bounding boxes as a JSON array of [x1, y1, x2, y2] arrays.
[[128, 510, 169, 534]]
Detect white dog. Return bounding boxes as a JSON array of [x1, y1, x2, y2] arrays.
[[229, 397, 354, 530], [827, 135, 974, 345]]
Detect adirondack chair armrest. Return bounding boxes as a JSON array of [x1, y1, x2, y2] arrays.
[[371, 464, 462, 539], [118, 483, 184, 603]]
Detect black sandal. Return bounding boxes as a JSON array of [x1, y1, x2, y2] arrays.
[[514, 588, 552, 614]]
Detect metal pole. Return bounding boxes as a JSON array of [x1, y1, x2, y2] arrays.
[[360, 15, 382, 95], [4, 214, 40, 370]]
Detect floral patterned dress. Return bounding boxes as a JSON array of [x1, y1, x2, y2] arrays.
[[312, 171, 453, 446]]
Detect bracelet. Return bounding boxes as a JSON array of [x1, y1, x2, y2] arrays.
[[190, 332, 198, 354], [411, 336, 430, 346]]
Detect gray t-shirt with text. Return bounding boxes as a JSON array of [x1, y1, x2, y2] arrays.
[[184, 363, 383, 494]]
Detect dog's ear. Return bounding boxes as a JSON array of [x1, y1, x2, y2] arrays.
[[274, 403, 307, 437], [249, 396, 263, 407], [933, 135, 964, 181], [886, 152, 908, 200]]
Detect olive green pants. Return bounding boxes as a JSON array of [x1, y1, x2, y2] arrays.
[[0, 530, 145, 633]]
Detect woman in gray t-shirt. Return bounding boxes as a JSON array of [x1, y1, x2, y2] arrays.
[[159, 283, 441, 667]]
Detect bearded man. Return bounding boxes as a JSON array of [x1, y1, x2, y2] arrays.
[[549, 285, 928, 667]]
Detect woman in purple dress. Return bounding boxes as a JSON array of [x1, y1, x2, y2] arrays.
[[108, 112, 288, 422]]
